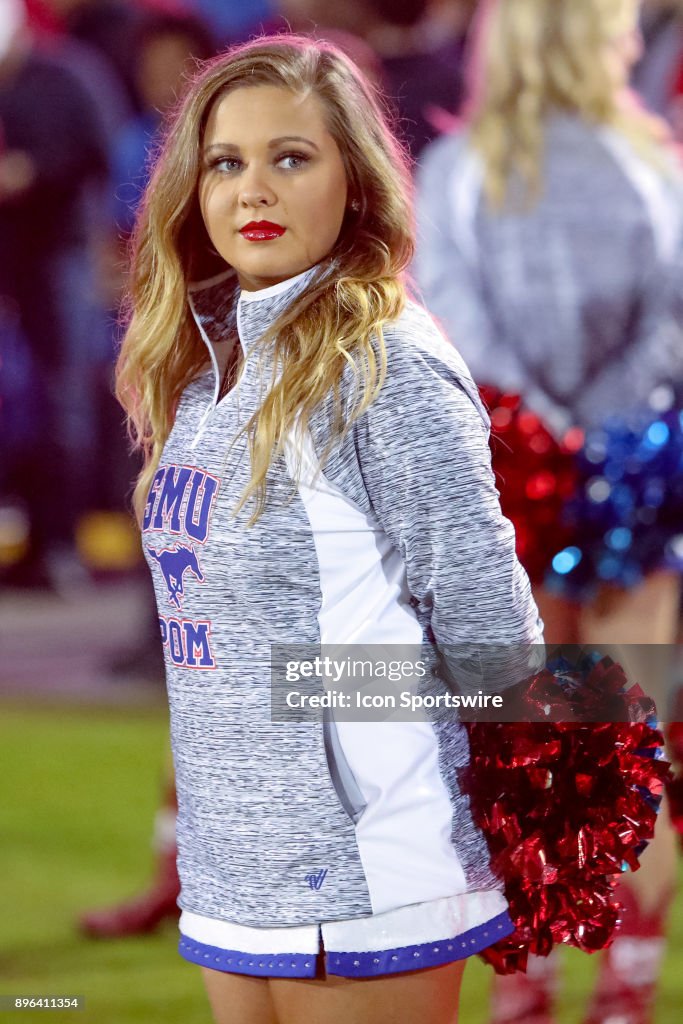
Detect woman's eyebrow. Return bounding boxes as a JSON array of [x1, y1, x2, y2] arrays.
[[267, 136, 320, 151], [203, 136, 320, 156], [203, 142, 240, 156]]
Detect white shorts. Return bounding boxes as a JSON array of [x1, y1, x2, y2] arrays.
[[178, 889, 512, 978]]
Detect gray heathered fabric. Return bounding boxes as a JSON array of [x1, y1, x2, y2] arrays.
[[416, 115, 683, 434], [143, 269, 542, 927]]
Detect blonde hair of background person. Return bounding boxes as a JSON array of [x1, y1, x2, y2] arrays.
[[467, 0, 672, 207], [115, 38, 413, 526]]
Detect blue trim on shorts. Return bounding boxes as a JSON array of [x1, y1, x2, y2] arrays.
[[326, 910, 515, 977], [180, 909, 515, 979], [178, 935, 318, 977]]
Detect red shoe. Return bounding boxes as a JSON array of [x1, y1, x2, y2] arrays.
[[490, 953, 559, 1024], [78, 849, 180, 939]]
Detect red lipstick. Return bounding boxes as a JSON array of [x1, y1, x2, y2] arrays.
[[239, 221, 286, 242]]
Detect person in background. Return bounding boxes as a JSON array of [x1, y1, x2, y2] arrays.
[[278, 0, 471, 158], [0, 0, 109, 589], [77, 9, 216, 939], [416, 2, 683, 1023], [79, 771, 180, 938], [111, 8, 216, 238], [25, 0, 131, 143], [31, 0, 145, 111]]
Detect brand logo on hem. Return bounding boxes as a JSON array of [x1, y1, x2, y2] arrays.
[[305, 869, 328, 891]]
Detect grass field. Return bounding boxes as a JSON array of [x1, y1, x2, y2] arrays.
[[1, 703, 682, 1023]]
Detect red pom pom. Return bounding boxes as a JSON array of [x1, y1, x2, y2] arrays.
[[480, 385, 579, 583], [462, 655, 671, 974]]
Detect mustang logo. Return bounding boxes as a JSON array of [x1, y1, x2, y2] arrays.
[[148, 544, 205, 610]]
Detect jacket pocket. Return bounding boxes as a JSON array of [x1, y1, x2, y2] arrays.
[[322, 709, 367, 824]]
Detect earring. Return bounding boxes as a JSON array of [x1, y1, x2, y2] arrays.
[[350, 199, 361, 212]]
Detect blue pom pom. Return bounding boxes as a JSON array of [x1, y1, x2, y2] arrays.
[[547, 403, 683, 596]]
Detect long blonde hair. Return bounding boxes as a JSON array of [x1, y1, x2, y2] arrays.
[[466, 0, 671, 207], [116, 35, 413, 525]]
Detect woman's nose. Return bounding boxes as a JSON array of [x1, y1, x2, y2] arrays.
[[238, 166, 276, 208]]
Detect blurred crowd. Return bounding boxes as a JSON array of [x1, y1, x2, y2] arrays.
[[0, 0, 476, 589], [2, 0, 683, 592]]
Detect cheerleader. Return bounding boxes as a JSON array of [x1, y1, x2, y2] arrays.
[[115, 35, 542, 1024], [416, 3, 683, 1023]]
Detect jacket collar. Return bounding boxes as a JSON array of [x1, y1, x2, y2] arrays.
[[187, 264, 320, 362]]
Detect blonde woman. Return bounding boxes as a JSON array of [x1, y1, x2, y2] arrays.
[[416, 2, 683, 1023], [116, 34, 542, 1024]]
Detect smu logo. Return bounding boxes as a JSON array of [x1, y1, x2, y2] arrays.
[[143, 464, 219, 670], [305, 869, 328, 891], [149, 544, 204, 610], [143, 465, 219, 543]]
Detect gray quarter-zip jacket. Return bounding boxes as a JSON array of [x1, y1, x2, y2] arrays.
[[142, 266, 542, 928]]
